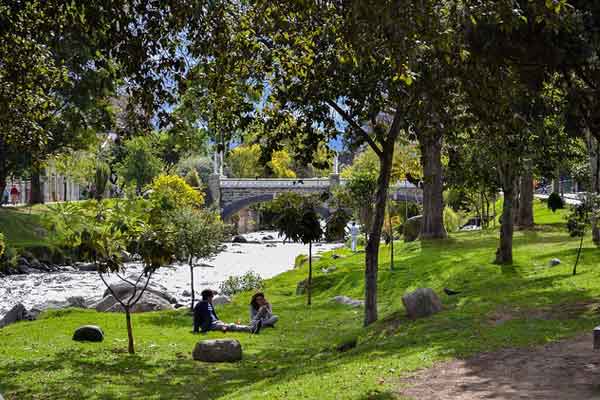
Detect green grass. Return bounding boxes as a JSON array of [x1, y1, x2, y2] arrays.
[[1, 199, 599, 399], [0, 205, 49, 248]]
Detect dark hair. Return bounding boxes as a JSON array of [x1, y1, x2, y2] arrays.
[[201, 289, 216, 300], [250, 292, 265, 310]]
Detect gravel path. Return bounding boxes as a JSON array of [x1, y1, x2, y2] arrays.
[[400, 334, 600, 400]]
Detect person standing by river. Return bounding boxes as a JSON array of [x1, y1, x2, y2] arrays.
[[350, 221, 359, 252]]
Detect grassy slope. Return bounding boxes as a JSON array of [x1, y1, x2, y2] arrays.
[[1, 200, 598, 400], [0, 205, 49, 248]]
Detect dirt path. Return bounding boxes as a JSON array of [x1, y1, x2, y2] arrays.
[[399, 334, 600, 400]]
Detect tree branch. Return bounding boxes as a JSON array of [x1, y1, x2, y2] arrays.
[[326, 99, 383, 157], [131, 271, 154, 307], [99, 272, 127, 309], [115, 273, 136, 287], [126, 269, 147, 305]]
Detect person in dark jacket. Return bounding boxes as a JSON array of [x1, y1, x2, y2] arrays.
[[193, 289, 261, 334]]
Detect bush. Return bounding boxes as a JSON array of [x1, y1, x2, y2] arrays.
[[548, 192, 564, 212], [184, 169, 202, 188], [325, 208, 351, 242], [0, 239, 17, 273], [219, 271, 264, 296], [444, 207, 462, 233], [94, 161, 111, 200], [0, 232, 4, 258], [177, 155, 213, 184], [147, 175, 204, 213], [116, 136, 164, 193], [294, 254, 308, 269]]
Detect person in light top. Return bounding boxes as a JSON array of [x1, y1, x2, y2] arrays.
[[350, 221, 360, 252], [249, 292, 278, 327]]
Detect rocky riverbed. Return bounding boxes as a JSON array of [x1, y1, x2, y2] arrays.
[[0, 231, 340, 319]]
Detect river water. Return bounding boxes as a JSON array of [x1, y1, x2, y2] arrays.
[[0, 231, 340, 318]]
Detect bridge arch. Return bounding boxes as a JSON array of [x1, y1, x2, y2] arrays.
[[222, 194, 275, 220], [221, 194, 332, 220]]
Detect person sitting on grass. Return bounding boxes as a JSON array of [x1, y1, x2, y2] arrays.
[[250, 292, 279, 328], [193, 289, 261, 334]]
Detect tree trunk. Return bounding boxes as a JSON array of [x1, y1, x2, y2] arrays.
[[573, 234, 584, 276], [0, 174, 6, 206], [496, 169, 516, 265], [390, 223, 394, 271], [388, 199, 394, 271], [125, 307, 135, 354], [493, 193, 497, 228], [585, 131, 600, 243], [29, 168, 44, 205], [364, 139, 397, 326], [517, 170, 534, 229], [307, 242, 312, 306], [552, 175, 560, 194], [189, 259, 195, 311], [512, 177, 520, 226], [419, 134, 447, 239], [592, 216, 600, 246]]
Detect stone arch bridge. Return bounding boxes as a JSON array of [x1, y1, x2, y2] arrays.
[[207, 174, 423, 220]]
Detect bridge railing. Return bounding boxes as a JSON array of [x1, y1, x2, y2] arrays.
[[220, 178, 332, 189], [220, 177, 419, 189]]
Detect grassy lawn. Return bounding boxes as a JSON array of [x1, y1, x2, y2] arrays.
[[0, 205, 49, 248], [1, 200, 598, 399]]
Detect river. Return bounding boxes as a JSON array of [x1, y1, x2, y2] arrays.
[[0, 231, 340, 318]]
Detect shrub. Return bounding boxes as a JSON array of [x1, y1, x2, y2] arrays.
[[94, 161, 111, 200], [548, 192, 564, 212], [294, 254, 308, 269], [147, 175, 204, 213], [444, 207, 462, 233], [219, 271, 264, 296], [0, 232, 4, 258], [116, 136, 164, 194], [325, 208, 351, 242], [184, 169, 202, 188], [176, 155, 213, 184]]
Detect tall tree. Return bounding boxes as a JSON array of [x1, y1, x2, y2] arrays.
[[232, 0, 459, 325]]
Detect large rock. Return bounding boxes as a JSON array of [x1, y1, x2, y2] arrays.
[[31, 296, 88, 312], [192, 339, 242, 362], [0, 303, 35, 328], [404, 215, 422, 242], [332, 295, 364, 308], [102, 282, 177, 304], [73, 325, 104, 342], [213, 295, 231, 305], [94, 293, 173, 313], [549, 258, 561, 267], [232, 235, 248, 243], [66, 296, 88, 308], [402, 288, 442, 319], [76, 262, 97, 272]]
